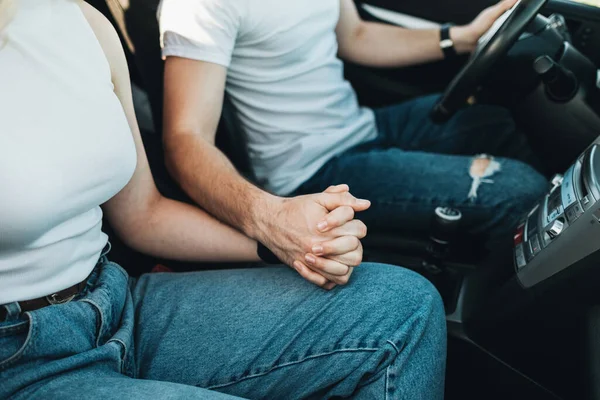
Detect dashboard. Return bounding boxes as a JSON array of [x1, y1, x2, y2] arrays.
[[515, 144, 600, 288], [544, 0, 600, 65]]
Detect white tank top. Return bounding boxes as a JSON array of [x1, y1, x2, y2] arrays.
[[0, 0, 137, 303]]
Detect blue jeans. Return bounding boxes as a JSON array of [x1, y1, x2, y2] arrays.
[[0, 257, 446, 399], [295, 95, 549, 239]]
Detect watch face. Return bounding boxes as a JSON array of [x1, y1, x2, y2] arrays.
[[440, 39, 454, 49]]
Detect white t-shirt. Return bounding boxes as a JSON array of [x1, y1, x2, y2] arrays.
[[0, 0, 136, 303], [159, 0, 377, 195]]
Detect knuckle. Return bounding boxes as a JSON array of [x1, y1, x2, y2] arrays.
[[326, 212, 342, 226], [313, 257, 324, 269], [326, 214, 338, 226], [343, 206, 355, 219], [314, 257, 327, 270], [342, 192, 355, 204], [308, 235, 321, 247], [351, 252, 362, 266], [359, 223, 368, 238], [310, 274, 326, 286], [328, 255, 342, 264], [338, 275, 350, 285], [299, 269, 311, 280], [303, 240, 313, 253]]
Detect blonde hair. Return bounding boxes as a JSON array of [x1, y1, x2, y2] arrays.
[[0, 0, 17, 32]]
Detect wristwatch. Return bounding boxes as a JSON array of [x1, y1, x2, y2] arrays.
[[257, 242, 282, 264], [440, 23, 458, 60]]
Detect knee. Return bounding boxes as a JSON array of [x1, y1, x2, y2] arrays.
[[470, 156, 546, 209], [496, 160, 548, 213], [474, 159, 547, 237], [353, 265, 446, 339]]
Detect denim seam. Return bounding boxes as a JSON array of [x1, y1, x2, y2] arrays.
[[204, 347, 379, 390], [107, 338, 127, 373], [0, 321, 28, 335], [385, 340, 401, 400], [385, 365, 391, 400], [386, 340, 400, 353], [79, 299, 105, 348], [0, 313, 35, 370]]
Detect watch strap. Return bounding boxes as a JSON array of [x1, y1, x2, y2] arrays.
[[257, 242, 282, 264], [440, 23, 458, 60]]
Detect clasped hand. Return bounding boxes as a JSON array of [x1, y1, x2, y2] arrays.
[[260, 184, 370, 290]]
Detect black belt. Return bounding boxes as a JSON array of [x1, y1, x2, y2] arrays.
[[0, 275, 90, 321]]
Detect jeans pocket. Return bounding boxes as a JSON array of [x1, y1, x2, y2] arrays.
[[0, 316, 34, 370]]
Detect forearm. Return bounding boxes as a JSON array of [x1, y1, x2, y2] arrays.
[[164, 133, 281, 241], [339, 22, 473, 68], [116, 195, 260, 262]]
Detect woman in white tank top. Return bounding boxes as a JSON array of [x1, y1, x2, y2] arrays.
[[0, 1, 447, 398]]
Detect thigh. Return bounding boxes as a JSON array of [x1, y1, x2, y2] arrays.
[[298, 148, 548, 239], [375, 95, 534, 162], [16, 371, 241, 400], [0, 263, 239, 400], [132, 264, 446, 400]]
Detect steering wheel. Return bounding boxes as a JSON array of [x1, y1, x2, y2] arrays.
[[430, 0, 548, 123]]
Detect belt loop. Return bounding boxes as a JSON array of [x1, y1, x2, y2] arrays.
[[2, 302, 22, 322]]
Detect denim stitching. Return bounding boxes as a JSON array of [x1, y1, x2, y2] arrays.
[[205, 347, 379, 390], [0, 313, 35, 370], [386, 340, 400, 354], [384, 340, 401, 400], [385, 365, 390, 400], [107, 338, 127, 373], [0, 321, 28, 336], [108, 338, 128, 359], [79, 299, 105, 347]]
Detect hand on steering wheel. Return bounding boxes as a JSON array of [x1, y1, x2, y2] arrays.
[[431, 0, 548, 123], [456, 0, 520, 52]]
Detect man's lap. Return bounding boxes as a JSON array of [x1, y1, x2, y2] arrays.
[[296, 148, 546, 237], [371, 94, 536, 162], [295, 95, 548, 238]]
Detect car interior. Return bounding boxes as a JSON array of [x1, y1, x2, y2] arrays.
[[86, 0, 600, 398]]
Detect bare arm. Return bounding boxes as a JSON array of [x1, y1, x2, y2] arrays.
[[162, 58, 274, 240], [163, 57, 372, 288], [80, 1, 258, 262], [336, 0, 516, 68]]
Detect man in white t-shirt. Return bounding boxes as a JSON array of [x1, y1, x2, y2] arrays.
[[158, 0, 547, 276]]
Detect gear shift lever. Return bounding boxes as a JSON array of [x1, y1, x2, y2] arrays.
[[422, 207, 463, 274]]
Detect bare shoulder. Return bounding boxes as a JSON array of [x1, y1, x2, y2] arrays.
[[76, 1, 127, 76]]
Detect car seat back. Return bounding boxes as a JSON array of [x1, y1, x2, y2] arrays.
[[102, 0, 256, 182]]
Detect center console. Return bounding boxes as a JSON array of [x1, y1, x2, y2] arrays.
[[515, 141, 600, 287]]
